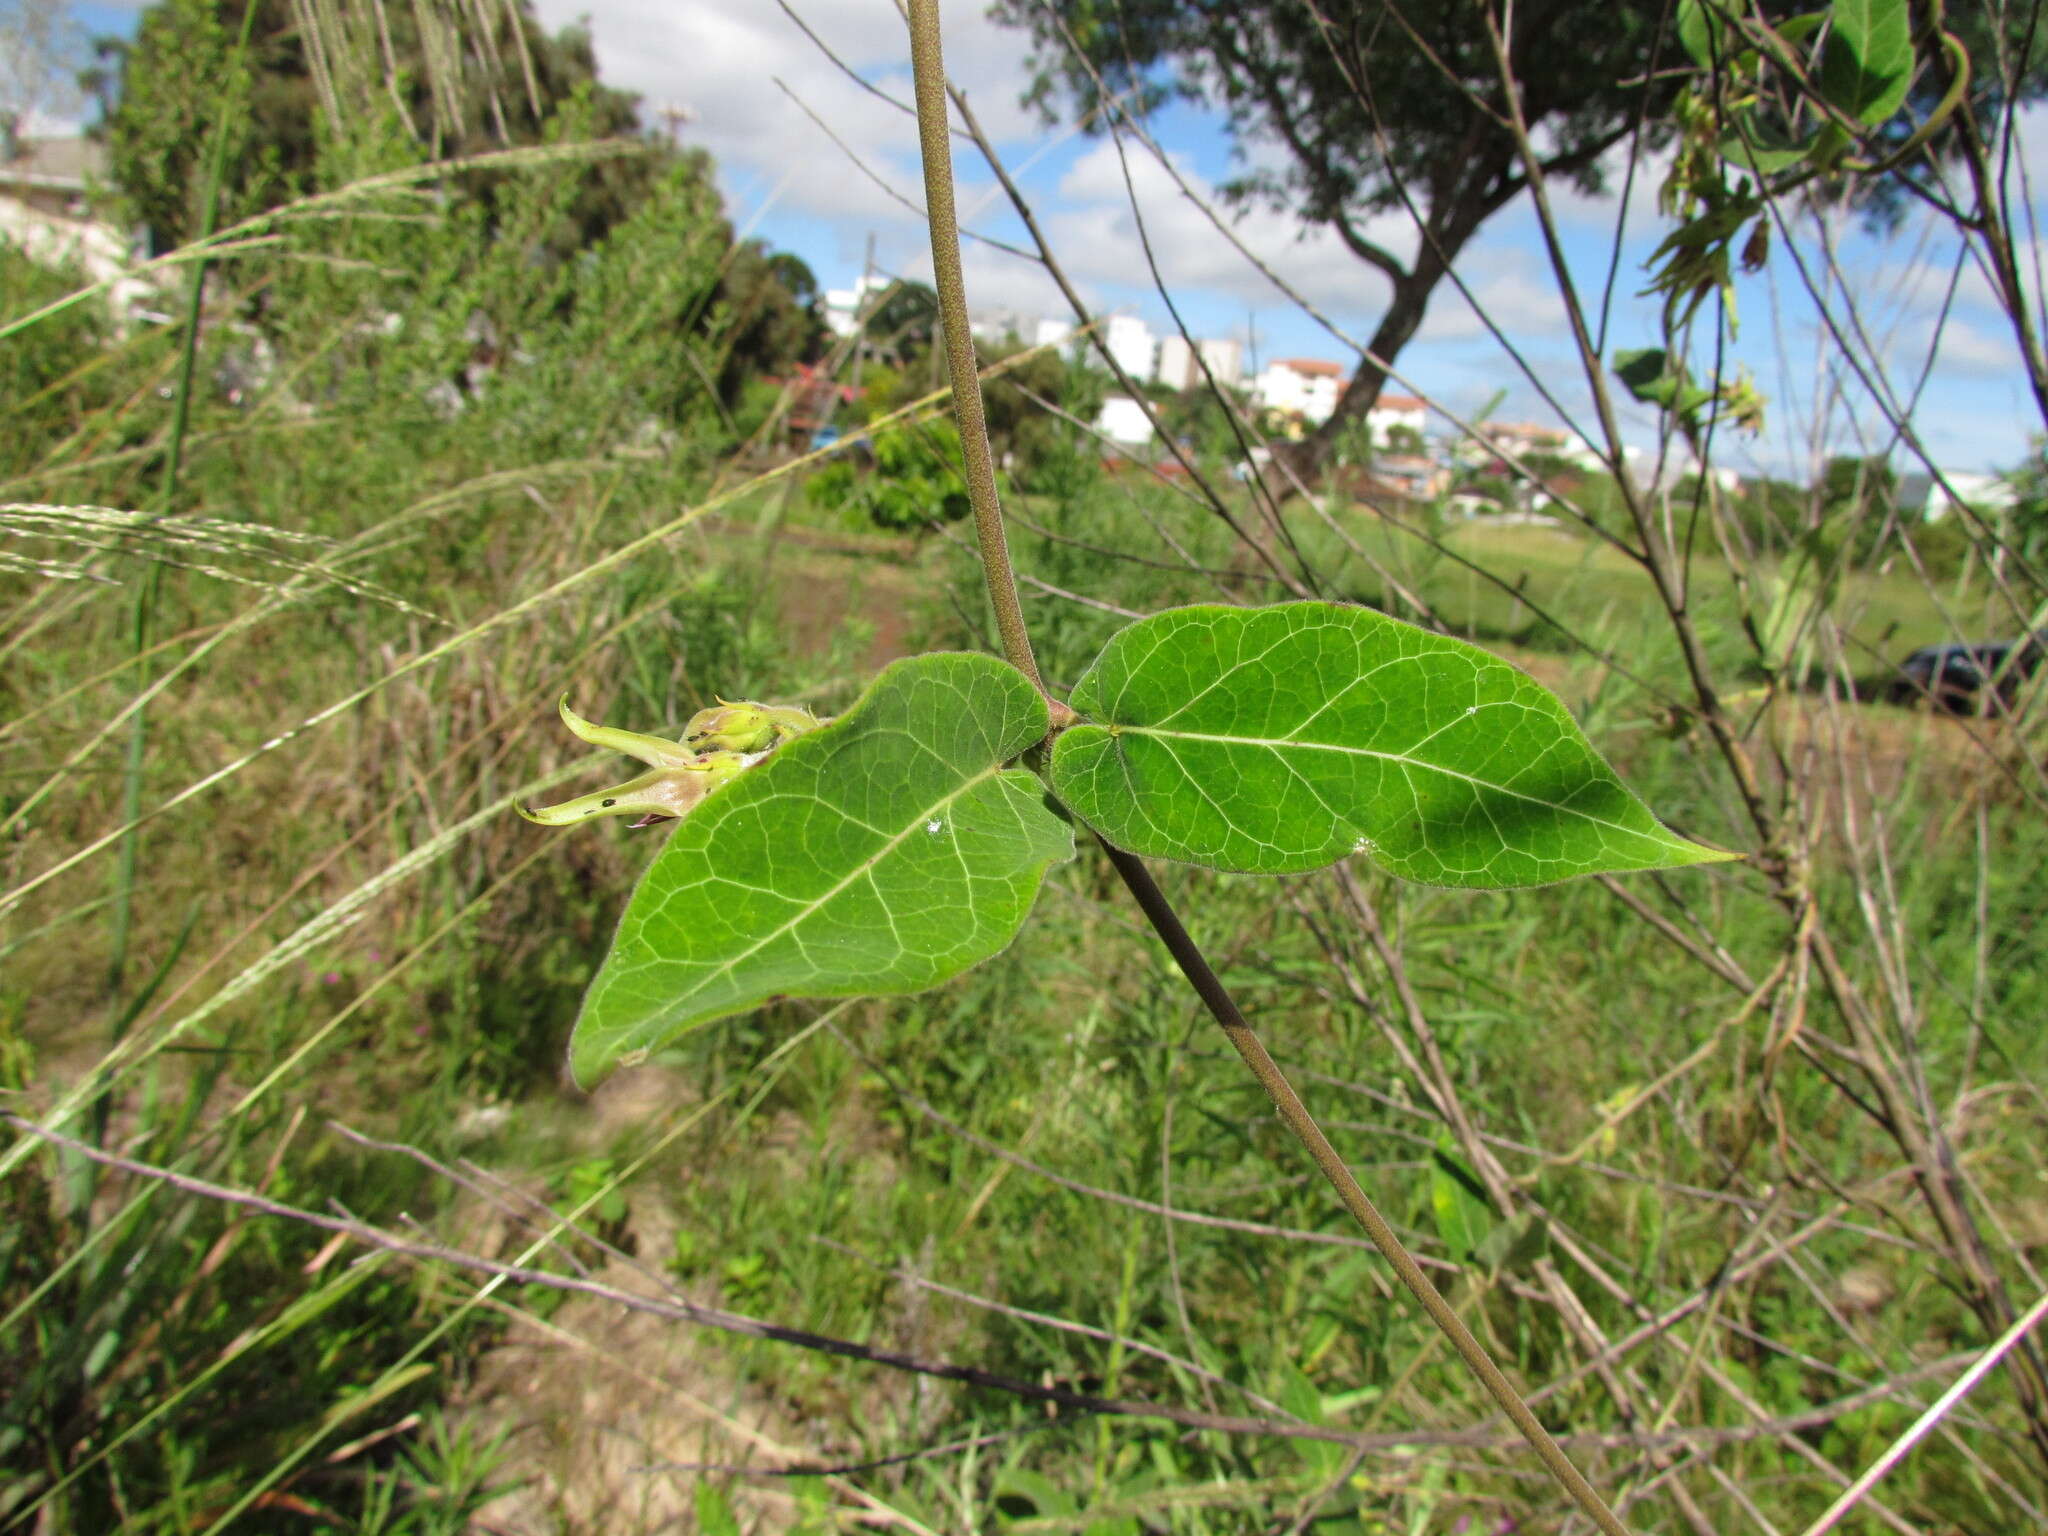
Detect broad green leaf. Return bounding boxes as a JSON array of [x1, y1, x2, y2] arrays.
[[569, 652, 1072, 1086], [1716, 110, 1819, 174], [1675, 0, 1726, 70], [1613, 349, 1713, 421], [1429, 1141, 1493, 1263], [1820, 0, 1912, 125], [1613, 347, 1681, 407], [1776, 12, 1827, 47], [1049, 603, 1731, 886]]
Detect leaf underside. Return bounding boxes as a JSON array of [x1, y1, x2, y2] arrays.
[[1049, 602, 1730, 887], [1821, 0, 1912, 127], [570, 652, 1073, 1086]]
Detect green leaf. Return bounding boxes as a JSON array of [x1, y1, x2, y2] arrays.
[[1474, 1210, 1552, 1276], [1820, 0, 1912, 125], [1674, 0, 1726, 70], [1430, 1141, 1493, 1262], [1716, 110, 1819, 174], [695, 1486, 742, 1536], [570, 652, 1073, 1086], [1049, 603, 1731, 886], [1613, 347, 1681, 407]]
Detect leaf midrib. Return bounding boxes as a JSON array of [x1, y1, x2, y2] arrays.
[[1110, 724, 1670, 845], [615, 762, 1014, 1035]]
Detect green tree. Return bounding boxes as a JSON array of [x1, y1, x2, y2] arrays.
[[980, 337, 1082, 475], [714, 241, 826, 402], [864, 278, 939, 365], [993, 0, 1693, 479], [102, 0, 645, 251], [808, 422, 972, 533]]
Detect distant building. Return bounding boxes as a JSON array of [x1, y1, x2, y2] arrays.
[[1154, 334, 1246, 391], [823, 273, 893, 338], [0, 131, 142, 310], [1198, 338, 1244, 390], [1482, 421, 1572, 459], [1095, 394, 1155, 447], [1103, 314, 1156, 382], [968, 306, 1030, 343], [1156, 334, 1197, 390], [1897, 469, 2017, 521], [1366, 393, 1427, 444], [1372, 454, 1449, 500], [1034, 317, 1075, 353], [1254, 358, 1345, 424]]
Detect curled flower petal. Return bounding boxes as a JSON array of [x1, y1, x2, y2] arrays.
[[557, 695, 695, 769], [520, 752, 751, 826]]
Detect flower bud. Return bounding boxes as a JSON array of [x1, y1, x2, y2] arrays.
[[519, 695, 812, 829], [683, 699, 820, 754]]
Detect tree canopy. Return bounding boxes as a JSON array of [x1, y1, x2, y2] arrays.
[[102, 0, 643, 249], [994, 0, 1692, 470]]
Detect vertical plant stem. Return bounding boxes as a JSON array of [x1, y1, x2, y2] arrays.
[[902, 5, 1631, 1529], [108, 0, 264, 998], [904, 0, 1047, 699], [1098, 839, 1634, 1536]]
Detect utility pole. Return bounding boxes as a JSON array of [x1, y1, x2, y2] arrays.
[[850, 230, 874, 398]]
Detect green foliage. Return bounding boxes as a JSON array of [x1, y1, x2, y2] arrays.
[[715, 240, 826, 403], [1819, 0, 1914, 126], [982, 339, 1090, 479], [1429, 1140, 1493, 1262], [864, 278, 940, 363], [1050, 603, 1725, 883], [1652, 0, 2042, 325], [0, 1025, 482, 1532], [568, 653, 1074, 1085], [103, 0, 648, 250], [811, 422, 974, 532], [0, 244, 123, 478], [567, 597, 1720, 1083], [13, 1, 2048, 1526], [996, 0, 1696, 452], [256, 100, 731, 454]]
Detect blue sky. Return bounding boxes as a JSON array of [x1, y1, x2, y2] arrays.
[[35, 0, 2048, 479], [530, 0, 2048, 482]]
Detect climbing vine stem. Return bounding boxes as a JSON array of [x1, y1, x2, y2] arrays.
[[901, 1, 1633, 1531]]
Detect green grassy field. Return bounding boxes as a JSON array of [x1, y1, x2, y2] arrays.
[[9, 184, 2048, 1536]]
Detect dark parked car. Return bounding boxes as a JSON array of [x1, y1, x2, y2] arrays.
[[1891, 636, 2047, 713]]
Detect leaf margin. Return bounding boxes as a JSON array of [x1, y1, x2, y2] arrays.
[[568, 650, 1073, 1086]]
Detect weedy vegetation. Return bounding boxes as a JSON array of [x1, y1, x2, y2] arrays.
[[7, 0, 2048, 1531]]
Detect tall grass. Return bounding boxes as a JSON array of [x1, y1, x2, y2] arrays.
[[7, 1, 2048, 1532]]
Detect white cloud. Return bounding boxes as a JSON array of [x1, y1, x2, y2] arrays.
[[528, 0, 2048, 472], [1034, 137, 1418, 327], [527, 0, 1040, 237]]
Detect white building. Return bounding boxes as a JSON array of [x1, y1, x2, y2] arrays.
[[1897, 469, 2017, 522], [0, 134, 148, 316], [1095, 395, 1155, 447], [1197, 338, 1244, 389], [1156, 334, 1197, 390], [1034, 317, 1075, 353], [1103, 314, 1156, 383], [1365, 393, 1427, 445], [1254, 358, 1346, 424], [823, 273, 893, 338], [1155, 334, 1246, 391]]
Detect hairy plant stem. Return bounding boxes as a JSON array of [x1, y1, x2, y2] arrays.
[[1097, 839, 1633, 1536], [904, 0, 1045, 700], [903, 2, 1631, 1530]]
